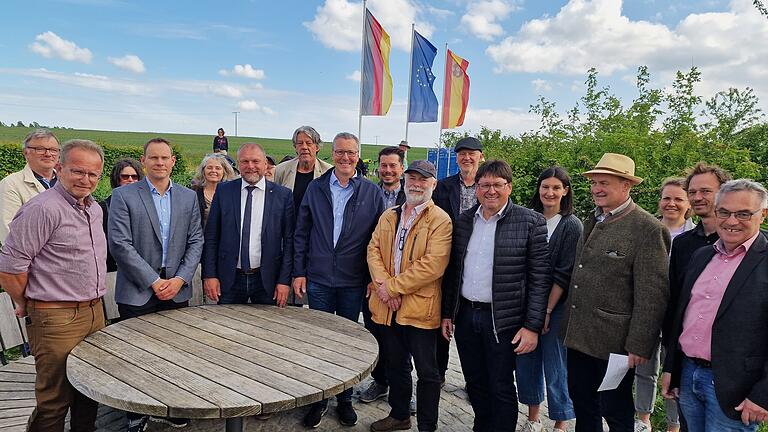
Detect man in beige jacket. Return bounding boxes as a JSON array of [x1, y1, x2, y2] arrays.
[[367, 160, 452, 432], [273, 125, 333, 212], [0, 129, 60, 243]]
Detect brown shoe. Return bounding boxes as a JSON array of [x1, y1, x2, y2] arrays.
[[370, 416, 411, 432]]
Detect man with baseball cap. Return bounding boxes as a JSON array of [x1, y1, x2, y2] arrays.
[[561, 153, 671, 432], [368, 160, 452, 432]]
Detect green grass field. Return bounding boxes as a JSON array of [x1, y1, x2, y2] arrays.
[[0, 126, 428, 172]]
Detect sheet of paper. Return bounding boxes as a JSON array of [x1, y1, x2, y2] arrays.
[[598, 353, 629, 391]]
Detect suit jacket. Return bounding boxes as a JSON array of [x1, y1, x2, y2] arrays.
[[273, 157, 333, 191], [201, 179, 294, 299], [665, 234, 768, 420], [108, 179, 203, 306], [0, 164, 47, 243], [432, 173, 476, 222]]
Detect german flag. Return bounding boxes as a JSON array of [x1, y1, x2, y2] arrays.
[[361, 9, 392, 116], [441, 49, 470, 129]]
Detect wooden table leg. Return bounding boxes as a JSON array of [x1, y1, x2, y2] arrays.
[[225, 417, 244, 432]]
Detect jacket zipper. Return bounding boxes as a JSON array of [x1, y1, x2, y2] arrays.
[[409, 234, 418, 262]]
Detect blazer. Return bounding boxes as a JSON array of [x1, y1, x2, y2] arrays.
[[664, 234, 768, 420], [201, 179, 295, 299], [0, 164, 47, 243], [273, 157, 333, 191], [108, 179, 203, 306], [432, 173, 476, 222]]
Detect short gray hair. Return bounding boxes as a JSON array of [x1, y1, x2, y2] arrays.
[[292, 126, 322, 147], [333, 132, 359, 149], [716, 179, 768, 209], [60, 139, 105, 165], [23, 128, 60, 148], [237, 142, 266, 159]]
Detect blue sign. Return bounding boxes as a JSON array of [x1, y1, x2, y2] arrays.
[[427, 148, 459, 180]]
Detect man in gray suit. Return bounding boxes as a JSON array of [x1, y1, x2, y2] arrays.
[[108, 137, 203, 432]]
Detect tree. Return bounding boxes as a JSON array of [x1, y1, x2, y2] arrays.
[[703, 87, 763, 142], [15, 121, 23, 127], [755, 0, 768, 16]]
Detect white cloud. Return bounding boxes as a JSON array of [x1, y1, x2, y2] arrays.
[[304, 0, 434, 52], [346, 70, 361, 82], [108, 54, 146, 74], [6, 68, 148, 95], [531, 79, 552, 92], [29, 32, 93, 63], [208, 84, 244, 98], [237, 99, 276, 115], [460, 0, 518, 41], [219, 64, 266, 79]]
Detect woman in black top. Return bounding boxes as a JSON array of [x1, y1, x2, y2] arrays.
[[101, 158, 143, 272], [517, 166, 583, 432], [213, 128, 229, 154]]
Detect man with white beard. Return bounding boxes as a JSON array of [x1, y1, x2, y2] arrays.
[[367, 160, 453, 432]]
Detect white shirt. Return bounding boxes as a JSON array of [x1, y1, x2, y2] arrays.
[[392, 201, 429, 276], [461, 203, 507, 303], [546, 213, 562, 242], [239, 177, 266, 269]]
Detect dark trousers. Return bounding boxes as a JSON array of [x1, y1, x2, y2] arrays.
[[362, 296, 388, 385], [382, 317, 441, 431], [437, 329, 450, 379], [567, 348, 635, 432], [454, 303, 518, 432], [219, 270, 272, 305]]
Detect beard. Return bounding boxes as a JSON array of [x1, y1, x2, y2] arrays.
[[405, 186, 433, 206]]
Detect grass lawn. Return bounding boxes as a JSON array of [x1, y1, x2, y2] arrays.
[[0, 126, 428, 173]]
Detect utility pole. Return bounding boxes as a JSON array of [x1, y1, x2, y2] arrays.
[[374, 135, 379, 146], [232, 111, 240, 136]]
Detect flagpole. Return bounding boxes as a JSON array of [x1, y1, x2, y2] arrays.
[[404, 23, 415, 143], [436, 43, 448, 176], [357, 0, 367, 154]]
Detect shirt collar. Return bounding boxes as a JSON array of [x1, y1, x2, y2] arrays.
[[594, 197, 632, 219], [475, 202, 508, 222], [381, 183, 402, 196], [241, 177, 266, 190], [401, 200, 429, 217], [713, 231, 761, 257], [331, 170, 356, 187], [53, 180, 93, 209], [146, 177, 173, 194]]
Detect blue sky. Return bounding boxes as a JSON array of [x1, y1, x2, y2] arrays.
[[2, 0, 766, 147]]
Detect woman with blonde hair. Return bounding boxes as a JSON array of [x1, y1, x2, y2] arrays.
[[193, 153, 237, 228]]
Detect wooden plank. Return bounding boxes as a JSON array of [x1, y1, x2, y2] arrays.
[[0, 398, 35, 409], [103, 272, 120, 321], [136, 313, 345, 401], [0, 382, 35, 392], [118, 317, 324, 407], [0, 416, 28, 429], [0, 391, 35, 400], [0, 372, 35, 383], [189, 264, 204, 306], [82, 332, 260, 418], [0, 293, 24, 350], [0, 362, 36, 374], [101, 323, 294, 413], [213, 305, 378, 364], [69, 342, 217, 418], [0, 406, 34, 420], [255, 304, 375, 341], [165, 308, 365, 387]]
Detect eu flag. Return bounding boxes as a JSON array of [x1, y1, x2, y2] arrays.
[[408, 31, 438, 123]]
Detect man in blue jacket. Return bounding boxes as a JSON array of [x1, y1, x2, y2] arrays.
[[293, 132, 386, 428]]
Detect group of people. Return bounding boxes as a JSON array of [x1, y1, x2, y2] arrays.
[[0, 127, 766, 432]]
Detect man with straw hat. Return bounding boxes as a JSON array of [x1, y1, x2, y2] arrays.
[[561, 153, 671, 432]]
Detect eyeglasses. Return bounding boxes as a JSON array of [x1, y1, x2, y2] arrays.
[[715, 208, 762, 221], [120, 174, 140, 181], [477, 181, 509, 192], [333, 150, 358, 157], [397, 227, 409, 251], [26, 146, 60, 155], [67, 168, 102, 181]]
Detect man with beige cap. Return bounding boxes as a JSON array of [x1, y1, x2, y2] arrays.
[[561, 153, 671, 432]]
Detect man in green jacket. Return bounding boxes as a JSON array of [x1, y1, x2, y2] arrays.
[[561, 153, 671, 432]]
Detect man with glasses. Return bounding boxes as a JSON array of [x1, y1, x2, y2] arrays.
[[108, 137, 203, 431], [0, 139, 107, 432], [368, 160, 452, 432], [441, 160, 551, 432], [292, 132, 385, 428], [661, 179, 768, 431], [0, 128, 60, 243]]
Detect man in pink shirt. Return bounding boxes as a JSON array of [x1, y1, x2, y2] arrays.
[[662, 179, 768, 431]]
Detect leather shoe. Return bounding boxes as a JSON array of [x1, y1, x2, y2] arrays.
[[370, 416, 412, 432]]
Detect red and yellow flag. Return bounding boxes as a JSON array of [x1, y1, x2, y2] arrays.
[[361, 9, 393, 116], [441, 49, 470, 129]]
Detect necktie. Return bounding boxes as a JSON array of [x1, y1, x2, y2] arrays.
[[240, 185, 256, 270]]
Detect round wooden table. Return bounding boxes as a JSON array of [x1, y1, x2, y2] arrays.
[[67, 304, 378, 431]]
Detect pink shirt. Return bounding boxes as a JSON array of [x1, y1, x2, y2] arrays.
[[679, 232, 760, 360], [0, 182, 107, 302]]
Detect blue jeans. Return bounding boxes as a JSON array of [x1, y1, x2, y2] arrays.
[[307, 281, 365, 403], [678, 358, 757, 432], [516, 305, 575, 421], [219, 271, 272, 305]]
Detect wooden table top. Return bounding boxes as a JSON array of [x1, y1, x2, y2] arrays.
[[66, 305, 378, 419]]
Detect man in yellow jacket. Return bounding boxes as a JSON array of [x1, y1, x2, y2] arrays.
[[367, 160, 452, 432]]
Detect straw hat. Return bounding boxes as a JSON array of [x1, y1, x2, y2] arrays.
[[582, 153, 643, 185]]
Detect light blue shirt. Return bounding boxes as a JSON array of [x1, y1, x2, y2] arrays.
[[461, 203, 507, 303], [147, 177, 172, 266], [330, 170, 356, 247]]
